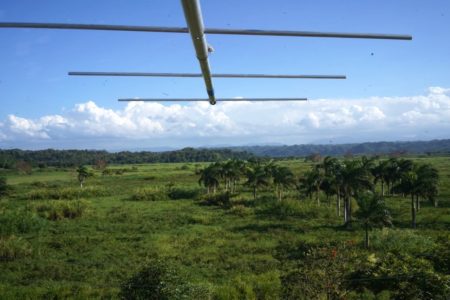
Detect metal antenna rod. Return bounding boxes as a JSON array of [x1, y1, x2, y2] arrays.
[[118, 98, 308, 102], [0, 22, 412, 40], [180, 0, 216, 105], [68, 71, 346, 79]]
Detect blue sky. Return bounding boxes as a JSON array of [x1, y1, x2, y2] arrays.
[[0, 0, 449, 150]]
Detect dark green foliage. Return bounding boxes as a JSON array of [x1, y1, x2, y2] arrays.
[[233, 139, 450, 157], [200, 192, 232, 208], [0, 148, 253, 167], [347, 253, 450, 299], [355, 193, 392, 248], [167, 187, 200, 200], [0, 177, 8, 197], [280, 241, 360, 299], [119, 259, 210, 300], [429, 235, 450, 274]]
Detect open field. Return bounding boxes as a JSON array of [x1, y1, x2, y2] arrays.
[[0, 157, 449, 299]]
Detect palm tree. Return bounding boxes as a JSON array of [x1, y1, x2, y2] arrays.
[[355, 193, 392, 249], [321, 157, 343, 214], [245, 163, 270, 200], [76, 165, 90, 188], [198, 163, 220, 194], [298, 167, 322, 205], [416, 163, 439, 208], [297, 170, 315, 201], [371, 160, 388, 196], [272, 165, 295, 201], [340, 160, 373, 227], [394, 169, 419, 228], [384, 158, 400, 196], [224, 159, 243, 193]]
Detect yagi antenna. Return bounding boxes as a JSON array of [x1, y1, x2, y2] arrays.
[[0, 0, 412, 105]]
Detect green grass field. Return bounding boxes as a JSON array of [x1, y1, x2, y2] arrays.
[[0, 157, 449, 299]]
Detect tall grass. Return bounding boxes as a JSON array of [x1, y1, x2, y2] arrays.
[[257, 199, 334, 220], [33, 200, 89, 220], [0, 235, 32, 261], [25, 186, 110, 200], [0, 209, 46, 235], [129, 188, 169, 201]]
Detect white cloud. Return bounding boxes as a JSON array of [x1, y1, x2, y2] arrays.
[[0, 87, 449, 149]]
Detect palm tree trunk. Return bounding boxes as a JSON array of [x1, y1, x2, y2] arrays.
[[343, 197, 348, 223], [348, 197, 353, 227], [381, 181, 384, 196], [365, 223, 369, 249], [411, 194, 416, 229], [337, 188, 341, 217], [415, 195, 420, 212], [316, 186, 320, 206], [336, 194, 341, 217]]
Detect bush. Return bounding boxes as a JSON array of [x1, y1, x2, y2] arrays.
[[347, 252, 450, 299], [33, 200, 89, 220], [167, 187, 200, 200], [130, 188, 168, 201], [119, 259, 211, 300], [0, 209, 46, 235], [0, 235, 32, 261], [199, 192, 232, 208]]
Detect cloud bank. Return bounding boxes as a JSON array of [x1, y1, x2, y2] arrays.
[[1, 87, 449, 150]]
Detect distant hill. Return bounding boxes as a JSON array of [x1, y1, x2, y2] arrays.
[[230, 139, 450, 157], [1, 140, 449, 168]]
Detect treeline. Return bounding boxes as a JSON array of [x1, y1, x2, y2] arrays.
[[232, 139, 450, 157], [0, 148, 253, 168], [198, 157, 439, 230]]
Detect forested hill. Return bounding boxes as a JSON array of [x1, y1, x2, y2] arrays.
[[0, 148, 253, 168], [1, 139, 449, 167], [231, 139, 450, 157]]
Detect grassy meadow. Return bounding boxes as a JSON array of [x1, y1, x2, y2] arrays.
[[0, 157, 449, 299]]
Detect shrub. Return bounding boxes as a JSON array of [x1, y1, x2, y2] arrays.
[[0, 235, 32, 261], [347, 252, 450, 299], [281, 242, 361, 299], [0, 209, 46, 235], [119, 259, 211, 300], [199, 192, 232, 208], [167, 187, 200, 200], [33, 200, 89, 220], [130, 188, 168, 201]]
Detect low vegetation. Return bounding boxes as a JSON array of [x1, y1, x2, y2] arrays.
[[0, 155, 448, 298]]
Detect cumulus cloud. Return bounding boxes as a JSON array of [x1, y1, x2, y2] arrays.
[[0, 87, 449, 149]]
